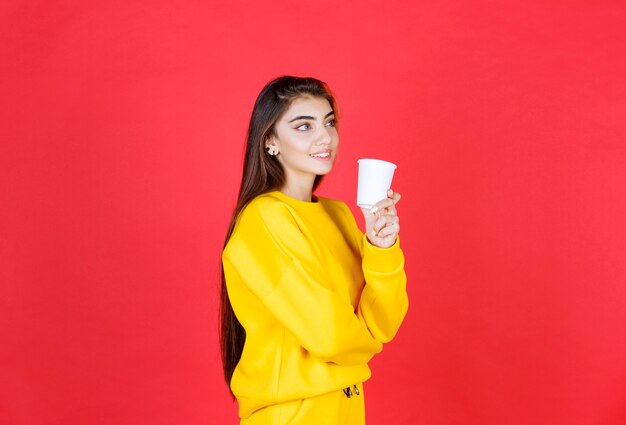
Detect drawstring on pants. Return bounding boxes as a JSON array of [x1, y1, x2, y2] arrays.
[[343, 384, 360, 398]]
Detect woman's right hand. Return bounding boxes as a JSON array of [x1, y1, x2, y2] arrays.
[[358, 189, 401, 248]]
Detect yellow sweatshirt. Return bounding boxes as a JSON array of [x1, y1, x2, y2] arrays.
[[222, 190, 408, 419]]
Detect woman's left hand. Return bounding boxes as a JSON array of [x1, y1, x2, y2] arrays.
[[359, 189, 401, 249]]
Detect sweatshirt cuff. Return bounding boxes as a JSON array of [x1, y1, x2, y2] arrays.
[[361, 234, 404, 274]]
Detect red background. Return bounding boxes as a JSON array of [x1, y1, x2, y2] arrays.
[[2, 1, 625, 424]]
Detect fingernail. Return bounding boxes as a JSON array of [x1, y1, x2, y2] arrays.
[[388, 189, 393, 196], [369, 206, 379, 214]]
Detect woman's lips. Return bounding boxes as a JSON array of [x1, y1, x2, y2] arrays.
[[310, 151, 331, 161]]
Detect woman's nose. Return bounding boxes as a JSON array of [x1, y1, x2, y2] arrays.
[[317, 126, 332, 144]]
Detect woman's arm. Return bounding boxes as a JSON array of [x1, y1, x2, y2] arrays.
[[222, 197, 383, 366], [341, 190, 409, 343], [357, 234, 408, 342]]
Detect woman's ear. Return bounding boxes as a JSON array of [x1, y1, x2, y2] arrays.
[[264, 136, 280, 156]]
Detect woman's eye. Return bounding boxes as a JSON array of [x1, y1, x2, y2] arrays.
[[296, 123, 311, 131], [325, 119, 336, 127]]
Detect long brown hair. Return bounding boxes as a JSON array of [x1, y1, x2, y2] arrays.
[[219, 76, 338, 394]]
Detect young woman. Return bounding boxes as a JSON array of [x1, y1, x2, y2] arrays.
[[220, 76, 408, 424]]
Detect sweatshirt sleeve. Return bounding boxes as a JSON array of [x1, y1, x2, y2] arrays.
[[222, 197, 382, 366], [339, 202, 409, 343]]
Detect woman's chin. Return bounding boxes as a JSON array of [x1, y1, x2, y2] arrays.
[[315, 166, 334, 175], [312, 160, 335, 174]]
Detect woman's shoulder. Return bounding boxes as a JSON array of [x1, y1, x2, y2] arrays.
[[232, 192, 299, 237], [241, 192, 293, 218], [224, 195, 289, 258]]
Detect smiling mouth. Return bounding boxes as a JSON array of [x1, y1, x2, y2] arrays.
[[310, 152, 331, 159]]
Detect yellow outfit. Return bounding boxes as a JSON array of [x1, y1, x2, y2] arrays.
[[222, 190, 408, 424]]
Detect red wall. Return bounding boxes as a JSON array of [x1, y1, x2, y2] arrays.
[[2, 1, 625, 424]]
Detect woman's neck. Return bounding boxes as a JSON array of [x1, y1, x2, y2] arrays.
[[280, 177, 316, 202]]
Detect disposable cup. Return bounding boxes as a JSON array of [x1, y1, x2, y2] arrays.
[[357, 159, 397, 209]]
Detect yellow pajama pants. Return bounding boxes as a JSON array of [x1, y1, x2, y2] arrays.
[[241, 384, 365, 425]]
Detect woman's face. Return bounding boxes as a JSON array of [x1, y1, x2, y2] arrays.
[[268, 95, 339, 184]]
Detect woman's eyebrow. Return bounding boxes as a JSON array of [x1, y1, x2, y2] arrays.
[[288, 110, 334, 123]]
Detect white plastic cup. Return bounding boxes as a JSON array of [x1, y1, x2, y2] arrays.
[[357, 159, 397, 209]]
